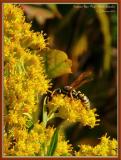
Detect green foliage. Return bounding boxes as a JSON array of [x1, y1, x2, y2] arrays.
[[23, 113, 34, 131], [42, 95, 48, 126], [47, 128, 59, 156], [40, 49, 72, 78]]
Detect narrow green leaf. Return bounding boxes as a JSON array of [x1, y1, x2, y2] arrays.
[[42, 95, 48, 127], [47, 128, 59, 156]]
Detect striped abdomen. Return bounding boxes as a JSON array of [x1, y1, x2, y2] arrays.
[[77, 91, 90, 109]]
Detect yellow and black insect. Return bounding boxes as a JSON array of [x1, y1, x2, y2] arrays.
[[48, 71, 93, 110]]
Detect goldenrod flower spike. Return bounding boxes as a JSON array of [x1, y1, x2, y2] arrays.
[[4, 122, 72, 156], [4, 4, 51, 114], [76, 134, 118, 156], [48, 94, 100, 128], [4, 4, 72, 156]]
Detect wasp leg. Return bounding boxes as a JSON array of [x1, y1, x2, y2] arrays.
[[68, 90, 77, 99], [69, 91, 73, 99], [51, 88, 62, 97]]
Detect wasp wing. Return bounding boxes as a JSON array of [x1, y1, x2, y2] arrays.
[[70, 71, 93, 90]]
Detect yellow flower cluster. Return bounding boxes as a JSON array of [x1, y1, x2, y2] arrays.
[[4, 122, 72, 156], [3, 4, 72, 156], [4, 4, 46, 50], [48, 94, 100, 128], [4, 4, 50, 114], [76, 134, 117, 156]]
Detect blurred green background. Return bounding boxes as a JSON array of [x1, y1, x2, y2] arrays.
[[21, 3, 117, 147]]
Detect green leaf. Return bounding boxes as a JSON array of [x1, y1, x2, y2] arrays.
[[40, 49, 72, 78], [27, 120, 34, 132], [47, 128, 59, 156], [23, 113, 34, 132], [42, 95, 48, 127]]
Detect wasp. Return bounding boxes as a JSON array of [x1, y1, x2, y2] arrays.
[[48, 71, 93, 110]]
